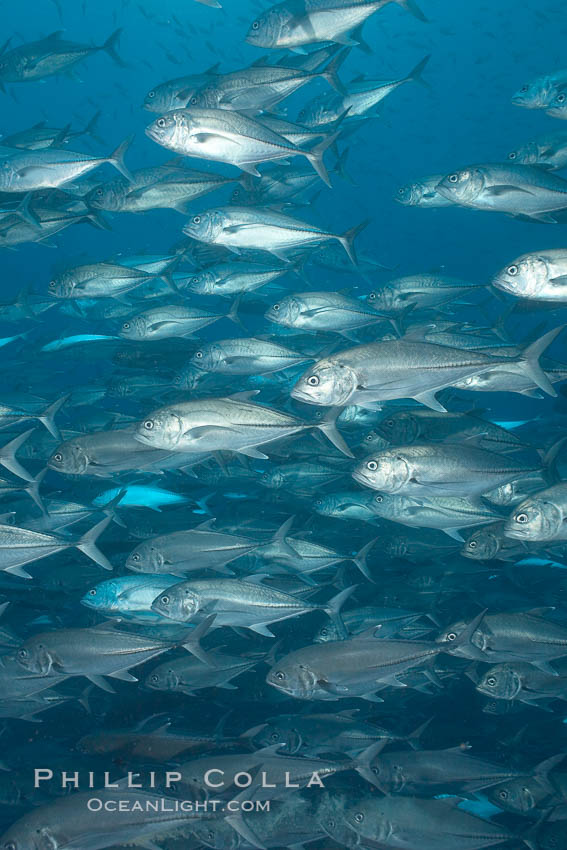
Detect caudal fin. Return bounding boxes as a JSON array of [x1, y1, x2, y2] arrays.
[[396, 0, 428, 22], [76, 517, 113, 571], [101, 28, 126, 67], [305, 131, 340, 188], [83, 110, 103, 145], [353, 537, 378, 581], [317, 407, 354, 457], [321, 47, 349, 94], [0, 428, 34, 481], [181, 614, 217, 666], [520, 325, 565, 397], [107, 136, 134, 183], [324, 584, 357, 639], [37, 394, 68, 440], [338, 217, 370, 266], [406, 54, 431, 88]]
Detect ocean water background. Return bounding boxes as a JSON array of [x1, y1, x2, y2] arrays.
[[1, 0, 567, 839]]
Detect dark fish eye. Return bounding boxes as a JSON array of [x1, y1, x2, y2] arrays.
[[520, 85, 528, 93], [53, 453, 63, 462], [195, 351, 203, 358], [89, 589, 96, 596], [507, 265, 519, 276], [365, 434, 373, 441], [469, 541, 477, 549], [192, 277, 199, 284], [516, 513, 528, 523], [252, 20, 259, 29], [508, 152, 517, 160], [366, 460, 378, 471], [122, 322, 130, 330], [190, 97, 198, 105], [144, 420, 154, 430], [207, 831, 214, 841], [320, 628, 328, 636], [275, 671, 285, 680], [270, 732, 279, 741], [157, 118, 166, 128], [447, 632, 457, 641], [151, 674, 159, 683], [160, 595, 169, 605], [487, 676, 497, 686], [307, 375, 319, 386], [398, 187, 405, 195], [375, 495, 383, 503], [368, 292, 376, 300], [132, 553, 140, 561], [315, 499, 322, 506], [354, 813, 364, 823], [557, 93, 567, 104], [272, 303, 280, 311], [18, 649, 27, 659], [192, 215, 201, 224], [448, 173, 459, 183], [49, 280, 56, 288], [148, 91, 155, 98], [498, 789, 508, 800]]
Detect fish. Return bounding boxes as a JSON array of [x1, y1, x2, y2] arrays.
[[182, 206, 365, 263], [291, 327, 562, 410], [0, 140, 132, 192], [0, 29, 125, 86], [146, 108, 337, 186], [493, 250, 567, 301], [507, 131, 567, 170]]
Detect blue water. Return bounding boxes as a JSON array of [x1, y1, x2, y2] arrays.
[[1, 0, 567, 847]]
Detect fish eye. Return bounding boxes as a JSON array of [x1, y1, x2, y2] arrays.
[[160, 595, 169, 605], [354, 813, 364, 823], [96, 187, 104, 196], [192, 215, 201, 224], [447, 632, 457, 641], [515, 513, 528, 523], [520, 85, 528, 93], [122, 322, 130, 330], [366, 460, 378, 471], [274, 671, 285, 680], [270, 732, 279, 741], [88, 589, 97, 596], [144, 420, 154, 430], [207, 831, 215, 841], [398, 188, 405, 195], [5, 843, 17, 850], [368, 292, 376, 300], [192, 277, 200, 284], [190, 97, 198, 105], [469, 541, 477, 549], [252, 20, 259, 29], [307, 375, 319, 386], [374, 495, 383, 503], [132, 553, 141, 561], [487, 676, 497, 686], [327, 819, 336, 829], [507, 265, 519, 276], [315, 499, 322, 506], [18, 649, 28, 659], [49, 280, 56, 288], [498, 789, 509, 800], [508, 151, 517, 160], [53, 453, 63, 462], [148, 91, 155, 98], [150, 674, 159, 683], [448, 173, 459, 183], [272, 303, 280, 311], [157, 118, 166, 128], [195, 351, 203, 358], [557, 93, 567, 104]]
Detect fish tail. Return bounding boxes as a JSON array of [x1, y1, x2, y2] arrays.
[[76, 517, 113, 571], [520, 324, 565, 397], [25, 467, 48, 516], [321, 47, 349, 94], [180, 614, 217, 666], [396, 0, 428, 22], [107, 135, 134, 183], [101, 28, 127, 67], [305, 131, 340, 188], [352, 537, 378, 581], [83, 110, 104, 145], [338, 217, 370, 266], [37, 394, 69, 440], [0, 427, 35, 482], [407, 54, 432, 89], [324, 584, 357, 639], [317, 407, 354, 457]]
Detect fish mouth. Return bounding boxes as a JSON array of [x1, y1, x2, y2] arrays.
[[492, 276, 516, 292], [352, 468, 373, 488], [290, 386, 317, 404], [133, 430, 155, 446], [145, 125, 163, 143], [502, 523, 530, 540]]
